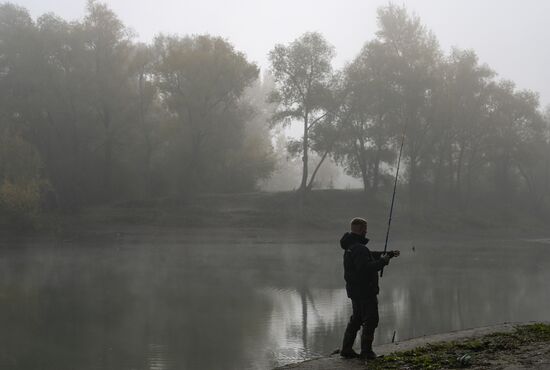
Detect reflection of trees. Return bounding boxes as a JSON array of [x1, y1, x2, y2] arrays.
[[301, 288, 307, 350], [261, 238, 550, 363], [298, 285, 327, 352], [0, 242, 274, 370], [377, 240, 550, 344]]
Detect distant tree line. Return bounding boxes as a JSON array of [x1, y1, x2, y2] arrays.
[[269, 6, 550, 212], [0, 0, 275, 218], [1, 1, 549, 226]]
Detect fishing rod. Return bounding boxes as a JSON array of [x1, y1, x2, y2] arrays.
[[380, 123, 406, 277]]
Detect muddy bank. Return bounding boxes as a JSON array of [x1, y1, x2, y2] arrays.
[[276, 322, 550, 369]]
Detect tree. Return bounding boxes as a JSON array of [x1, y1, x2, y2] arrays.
[[268, 32, 335, 195], [335, 40, 401, 194], [83, 0, 135, 200], [127, 42, 158, 197], [154, 34, 261, 193], [238, 73, 277, 190], [484, 83, 545, 202], [0, 131, 44, 229], [428, 49, 494, 205], [0, 3, 41, 136], [374, 5, 441, 204]]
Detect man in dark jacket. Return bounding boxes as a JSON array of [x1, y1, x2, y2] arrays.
[[340, 217, 400, 360]]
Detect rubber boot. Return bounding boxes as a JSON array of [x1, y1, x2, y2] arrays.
[[360, 326, 377, 360], [340, 322, 360, 358]]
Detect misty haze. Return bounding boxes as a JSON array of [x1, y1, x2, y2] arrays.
[[0, 1, 549, 369]]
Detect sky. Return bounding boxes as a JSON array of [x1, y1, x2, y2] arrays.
[[13, 0, 550, 108]]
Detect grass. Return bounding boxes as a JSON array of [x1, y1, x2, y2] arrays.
[[79, 190, 549, 233], [368, 323, 550, 369], [11, 189, 549, 238]]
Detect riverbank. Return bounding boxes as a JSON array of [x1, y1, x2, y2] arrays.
[[276, 322, 550, 370], [2, 189, 550, 240]]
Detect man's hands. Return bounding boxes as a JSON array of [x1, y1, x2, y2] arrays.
[[381, 250, 400, 264], [387, 250, 400, 258]]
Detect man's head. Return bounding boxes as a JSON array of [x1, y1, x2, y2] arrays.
[[350, 217, 367, 236]]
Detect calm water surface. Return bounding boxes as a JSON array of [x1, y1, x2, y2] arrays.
[[0, 233, 549, 369]]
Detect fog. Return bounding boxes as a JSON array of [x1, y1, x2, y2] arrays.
[[16, 0, 550, 107], [1, 1, 550, 370]]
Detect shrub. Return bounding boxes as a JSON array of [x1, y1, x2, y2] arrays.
[[0, 180, 41, 231]]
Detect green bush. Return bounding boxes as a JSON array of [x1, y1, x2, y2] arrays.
[[0, 180, 41, 231]]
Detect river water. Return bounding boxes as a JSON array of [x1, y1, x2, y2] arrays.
[[0, 233, 548, 370]]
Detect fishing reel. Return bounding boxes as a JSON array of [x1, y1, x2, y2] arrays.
[[383, 250, 399, 258]]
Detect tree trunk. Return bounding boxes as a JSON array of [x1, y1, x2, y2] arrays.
[[446, 139, 455, 199], [408, 155, 417, 210], [354, 137, 369, 193], [455, 140, 466, 203], [361, 164, 369, 193], [464, 144, 478, 208], [67, 99, 81, 209], [433, 143, 446, 207], [307, 149, 329, 191], [138, 72, 153, 197], [103, 107, 112, 200], [300, 110, 309, 195], [371, 145, 383, 194], [187, 130, 203, 191], [496, 152, 511, 198]]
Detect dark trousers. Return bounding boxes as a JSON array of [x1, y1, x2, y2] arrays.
[[341, 296, 379, 354]]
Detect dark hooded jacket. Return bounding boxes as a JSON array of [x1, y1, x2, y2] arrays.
[[340, 232, 388, 299]]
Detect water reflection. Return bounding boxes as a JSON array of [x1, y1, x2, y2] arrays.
[[260, 287, 348, 364], [0, 237, 548, 369], [147, 344, 173, 370]]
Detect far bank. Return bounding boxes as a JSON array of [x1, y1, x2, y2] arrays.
[[2, 189, 549, 240]]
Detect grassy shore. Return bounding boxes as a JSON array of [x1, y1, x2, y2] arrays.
[[67, 190, 549, 235], [276, 323, 550, 370], [4, 189, 550, 239], [369, 323, 550, 369]]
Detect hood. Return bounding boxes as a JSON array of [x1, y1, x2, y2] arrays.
[[340, 232, 369, 250]]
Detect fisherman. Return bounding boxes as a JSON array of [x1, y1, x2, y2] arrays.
[[340, 217, 400, 360]]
